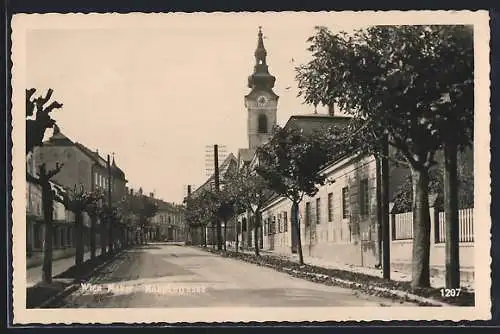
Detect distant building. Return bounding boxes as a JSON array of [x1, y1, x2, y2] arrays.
[[149, 195, 185, 242]]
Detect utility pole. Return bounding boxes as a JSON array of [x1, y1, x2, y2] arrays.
[[186, 184, 192, 244], [380, 136, 391, 279], [107, 154, 113, 254], [214, 144, 222, 250]]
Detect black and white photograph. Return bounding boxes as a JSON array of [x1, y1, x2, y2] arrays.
[[11, 10, 491, 323]]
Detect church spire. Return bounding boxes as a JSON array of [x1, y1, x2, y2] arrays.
[[254, 26, 267, 65], [248, 26, 276, 91]]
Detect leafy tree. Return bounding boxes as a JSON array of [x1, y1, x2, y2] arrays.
[[256, 125, 332, 264], [65, 185, 102, 266], [225, 167, 274, 256], [296, 25, 473, 287], [131, 194, 158, 244], [188, 189, 222, 247], [84, 190, 106, 259], [392, 151, 474, 214], [213, 188, 237, 251], [26, 88, 63, 154]]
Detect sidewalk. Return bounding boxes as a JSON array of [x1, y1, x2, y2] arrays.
[[232, 247, 474, 291], [27, 249, 103, 288]]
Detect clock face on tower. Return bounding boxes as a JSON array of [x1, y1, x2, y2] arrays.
[[257, 95, 268, 107]]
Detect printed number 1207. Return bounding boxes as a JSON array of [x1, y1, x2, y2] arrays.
[[440, 288, 461, 297]]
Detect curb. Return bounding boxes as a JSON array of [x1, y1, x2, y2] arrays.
[[36, 248, 127, 308], [197, 247, 452, 307]]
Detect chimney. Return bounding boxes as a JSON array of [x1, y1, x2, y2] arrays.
[[327, 104, 335, 117]]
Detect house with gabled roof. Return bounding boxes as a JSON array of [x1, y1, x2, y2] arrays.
[[34, 124, 128, 204]]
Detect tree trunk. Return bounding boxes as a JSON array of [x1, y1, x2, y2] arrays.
[[216, 218, 223, 251], [292, 201, 304, 265], [75, 212, 84, 266], [444, 140, 460, 288], [223, 219, 227, 251], [101, 219, 107, 256], [411, 167, 432, 288], [235, 223, 239, 253], [203, 226, 207, 247], [254, 211, 261, 256], [380, 138, 391, 279], [212, 224, 216, 249], [375, 156, 383, 268], [90, 214, 97, 260], [41, 184, 54, 284], [108, 217, 114, 254]]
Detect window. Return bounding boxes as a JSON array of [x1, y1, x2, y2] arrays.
[[278, 213, 282, 233], [305, 202, 311, 226], [327, 192, 333, 222], [342, 187, 350, 219], [316, 198, 321, 224], [283, 211, 288, 232], [258, 114, 268, 133], [360, 178, 369, 216]]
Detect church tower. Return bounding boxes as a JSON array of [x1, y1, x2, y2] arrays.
[[245, 27, 279, 150]]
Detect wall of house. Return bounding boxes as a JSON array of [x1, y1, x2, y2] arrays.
[[34, 146, 93, 191], [26, 179, 104, 268], [294, 155, 380, 267], [261, 198, 293, 255]]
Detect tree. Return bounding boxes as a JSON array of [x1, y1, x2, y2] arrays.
[[296, 25, 473, 288], [26, 88, 63, 154], [65, 185, 102, 266], [35, 163, 64, 283], [84, 191, 105, 259], [132, 194, 158, 244], [26, 88, 64, 283], [225, 167, 274, 256], [256, 125, 332, 264], [392, 152, 474, 214]]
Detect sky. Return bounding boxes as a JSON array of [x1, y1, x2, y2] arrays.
[[22, 12, 483, 204]]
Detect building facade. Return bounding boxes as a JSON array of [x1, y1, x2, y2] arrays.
[[150, 196, 186, 242], [27, 126, 128, 267]]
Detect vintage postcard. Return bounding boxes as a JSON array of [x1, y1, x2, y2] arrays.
[[11, 10, 491, 324]]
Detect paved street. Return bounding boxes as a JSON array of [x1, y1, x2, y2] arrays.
[[58, 243, 414, 308]]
